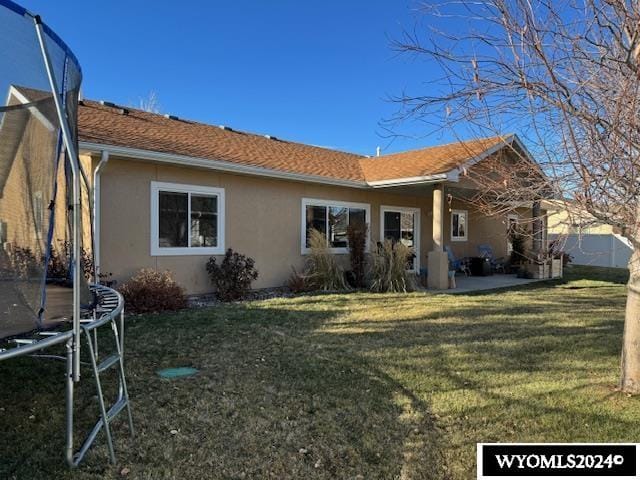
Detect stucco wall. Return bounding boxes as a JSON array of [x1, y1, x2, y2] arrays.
[[97, 156, 520, 293]]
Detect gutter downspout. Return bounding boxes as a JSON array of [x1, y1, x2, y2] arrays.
[[93, 150, 109, 283]]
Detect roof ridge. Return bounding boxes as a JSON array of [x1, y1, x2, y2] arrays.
[[78, 98, 522, 184], [368, 134, 513, 161], [81, 99, 366, 160]]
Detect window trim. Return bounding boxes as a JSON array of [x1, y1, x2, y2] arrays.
[[150, 181, 225, 256], [450, 209, 468, 242], [301, 198, 370, 254], [379, 205, 421, 272]]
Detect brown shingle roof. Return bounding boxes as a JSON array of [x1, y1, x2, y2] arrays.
[[78, 100, 365, 182], [360, 137, 505, 182], [77, 100, 507, 184]]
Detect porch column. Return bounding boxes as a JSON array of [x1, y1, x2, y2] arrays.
[[532, 200, 543, 256], [428, 183, 449, 289]]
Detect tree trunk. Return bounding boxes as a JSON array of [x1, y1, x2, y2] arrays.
[[620, 248, 640, 393]]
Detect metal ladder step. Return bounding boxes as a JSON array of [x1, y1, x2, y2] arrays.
[[106, 397, 128, 422], [96, 354, 120, 373]]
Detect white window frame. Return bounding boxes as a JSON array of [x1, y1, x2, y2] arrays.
[[151, 181, 225, 256], [301, 198, 370, 254], [380, 205, 421, 272], [450, 209, 468, 242]]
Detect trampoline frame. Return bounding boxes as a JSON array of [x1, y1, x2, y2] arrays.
[[0, 284, 134, 466], [0, 1, 134, 466]]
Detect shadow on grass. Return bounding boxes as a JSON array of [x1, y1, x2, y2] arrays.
[[0, 264, 634, 479], [0, 302, 448, 480]]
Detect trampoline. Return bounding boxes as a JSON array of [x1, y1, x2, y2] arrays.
[[0, 0, 133, 466]]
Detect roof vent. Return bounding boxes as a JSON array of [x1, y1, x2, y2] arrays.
[[117, 107, 129, 116], [264, 134, 278, 140], [99, 100, 118, 108], [219, 125, 232, 131], [164, 114, 180, 121]]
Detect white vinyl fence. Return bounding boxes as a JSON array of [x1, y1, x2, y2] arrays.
[[550, 233, 633, 268]]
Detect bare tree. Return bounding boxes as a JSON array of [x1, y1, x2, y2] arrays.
[[137, 90, 161, 113], [392, 0, 640, 392]]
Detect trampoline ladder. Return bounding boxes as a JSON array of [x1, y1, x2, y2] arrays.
[[70, 313, 134, 465]]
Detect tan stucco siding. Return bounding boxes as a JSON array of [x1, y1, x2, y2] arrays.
[[441, 199, 521, 261], [98, 157, 529, 293]]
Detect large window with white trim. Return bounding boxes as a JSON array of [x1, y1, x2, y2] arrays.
[[451, 209, 468, 242], [301, 198, 369, 253], [151, 181, 225, 256]]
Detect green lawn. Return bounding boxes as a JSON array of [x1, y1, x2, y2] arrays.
[[1, 266, 637, 479]]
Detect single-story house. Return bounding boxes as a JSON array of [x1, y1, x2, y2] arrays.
[[3, 89, 549, 294]]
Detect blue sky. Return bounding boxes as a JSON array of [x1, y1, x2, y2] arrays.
[[21, 1, 461, 155]]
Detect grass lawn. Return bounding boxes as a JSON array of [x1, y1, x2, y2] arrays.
[[1, 265, 638, 479]]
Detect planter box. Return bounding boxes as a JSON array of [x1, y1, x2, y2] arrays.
[[551, 257, 563, 278], [523, 263, 549, 279]]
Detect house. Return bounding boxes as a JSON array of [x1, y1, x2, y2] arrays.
[[25, 98, 545, 294], [545, 200, 633, 269]]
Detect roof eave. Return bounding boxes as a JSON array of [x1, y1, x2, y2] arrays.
[[366, 170, 458, 188], [79, 141, 370, 189]]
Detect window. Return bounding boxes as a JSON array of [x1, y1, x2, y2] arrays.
[[151, 182, 224, 256], [451, 209, 468, 242], [380, 206, 420, 271], [301, 198, 370, 253]]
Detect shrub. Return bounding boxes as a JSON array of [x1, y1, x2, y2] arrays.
[[347, 222, 368, 288], [119, 269, 187, 314], [206, 249, 259, 301], [7, 246, 39, 280], [47, 240, 94, 283], [287, 266, 310, 293], [369, 240, 415, 293], [304, 228, 348, 291]]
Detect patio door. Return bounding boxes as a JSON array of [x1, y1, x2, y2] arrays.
[[380, 206, 420, 271]]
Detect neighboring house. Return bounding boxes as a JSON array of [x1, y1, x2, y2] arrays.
[[4, 89, 548, 294], [545, 200, 633, 269]]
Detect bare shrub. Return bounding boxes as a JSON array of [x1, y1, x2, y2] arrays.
[[287, 266, 310, 293], [370, 240, 415, 293], [304, 229, 348, 291], [119, 269, 187, 314]]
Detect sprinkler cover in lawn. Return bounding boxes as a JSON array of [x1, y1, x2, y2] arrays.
[[157, 367, 199, 379]]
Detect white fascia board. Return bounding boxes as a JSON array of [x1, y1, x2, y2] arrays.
[[367, 171, 456, 188], [79, 141, 369, 189], [455, 135, 514, 175]]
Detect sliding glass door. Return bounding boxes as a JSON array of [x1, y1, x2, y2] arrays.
[[380, 206, 420, 271]]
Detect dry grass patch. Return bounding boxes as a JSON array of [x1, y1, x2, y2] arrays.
[[0, 266, 638, 479]]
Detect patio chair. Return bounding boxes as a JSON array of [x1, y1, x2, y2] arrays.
[[477, 244, 506, 273], [444, 245, 471, 276]]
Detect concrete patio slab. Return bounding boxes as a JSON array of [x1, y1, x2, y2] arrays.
[[441, 273, 550, 293]]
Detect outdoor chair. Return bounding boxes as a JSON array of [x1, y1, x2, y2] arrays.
[[477, 244, 506, 273], [444, 245, 471, 276]]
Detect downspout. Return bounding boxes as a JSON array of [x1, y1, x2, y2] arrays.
[[93, 150, 109, 283]]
